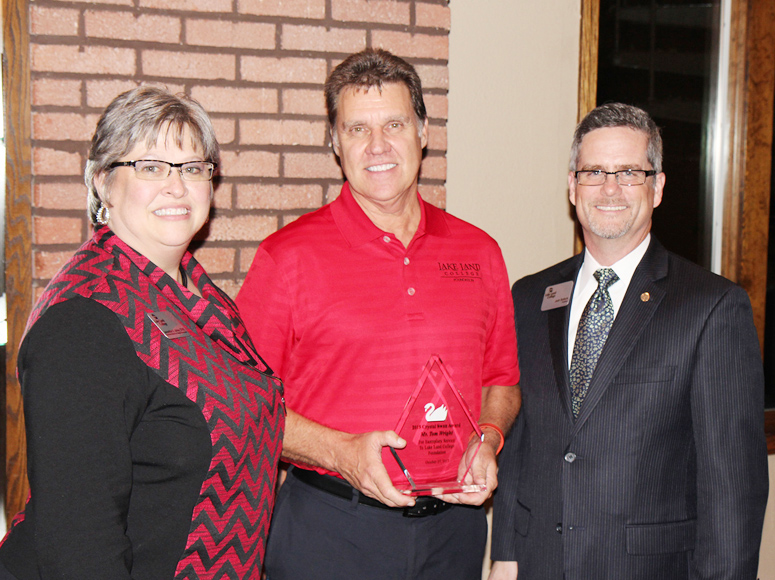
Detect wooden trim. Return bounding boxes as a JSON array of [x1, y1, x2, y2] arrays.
[[721, 0, 775, 453], [3, 0, 32, 524], [576, 0, 600, 254], [578, 0, 600, 123], [579, 0, 775, 452]]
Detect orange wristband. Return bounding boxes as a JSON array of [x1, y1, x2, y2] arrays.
[[479, 423, 505, 454]]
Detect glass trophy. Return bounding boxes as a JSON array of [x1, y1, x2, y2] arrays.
[[386, 354, 486, 496]]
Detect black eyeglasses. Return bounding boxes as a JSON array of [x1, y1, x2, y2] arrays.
[[575, 169, 656, 186], [110, 160, 217, 182]]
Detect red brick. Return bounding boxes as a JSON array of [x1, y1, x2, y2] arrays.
[[32, 44, 136, 75], [237, 183, 324, 210], [415, 64, 449, 90], [373, 31, 448, 60], [212, 183, 233, 210], [326, 184, 343, 202], [208, 214, 278, 241], [282, 88, 326, 116], [139, 0, 232, 11], [53, 0, 130, 5], [190, 86, 278, 114], [239, 0, 326, 19], [284, 152, 342, 179], [85, 11, 181, 43], [423, 94, 448, 121], [34, 216, 83, 245], [219, 151, 280, 177], [416, 3, 451, 30], [34, 250, 73, 279], [35, 182, 89, 211], [186, 19, 275, 49], [34, 285, 47, 304], [418, 184, 445, 208], [242, 57, 327, 84], [427, 124, 446, 152], [34, 148, 83, 176], [211, 118, 236, 146], [143, 51, 235, 81], [86, 80, 140, 108], [281, 24, 365, 53], [191, 246, 235, 274], [419, 154, 446, 180], [240, 119, 327, 147], [33, 112, 100, 141], [31, 6, 79, 36], [239, 247, 259, 273], [332, 0, 410, 25], [33, 79, 82, 107], [212, 278, 242, 300]]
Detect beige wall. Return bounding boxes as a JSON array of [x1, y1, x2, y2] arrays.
[[447, 0, 579, 285], [447, 3, 773, 578], [760, 456, 775, 579], [447, 3, 580, 578]]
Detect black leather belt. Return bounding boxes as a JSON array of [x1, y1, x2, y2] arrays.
[[292, 467, 453, 517]]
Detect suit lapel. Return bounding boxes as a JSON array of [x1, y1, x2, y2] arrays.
[[572, 238, 669, 433], [547, 256, 583, 423]]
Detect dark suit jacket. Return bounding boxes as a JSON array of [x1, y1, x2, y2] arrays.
[[491, 237, 769, 580]]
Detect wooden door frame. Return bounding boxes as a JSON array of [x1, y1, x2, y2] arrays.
[[3, 0, 32, 524], [579, 0, 775, 453]]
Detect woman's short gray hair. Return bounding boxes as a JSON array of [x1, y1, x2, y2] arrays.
[[85, 86, 220, 224]]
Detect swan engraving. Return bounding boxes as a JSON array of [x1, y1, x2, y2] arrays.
[[424, 403, 448, 422]]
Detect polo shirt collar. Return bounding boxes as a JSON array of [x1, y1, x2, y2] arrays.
[[331, 182, 450, 247]]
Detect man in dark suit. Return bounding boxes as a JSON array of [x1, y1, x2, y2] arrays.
[[489, 103, 769, 580]]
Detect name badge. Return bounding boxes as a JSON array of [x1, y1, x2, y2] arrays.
[[147, 310, 188, 339], [541, 281, 573, 311]]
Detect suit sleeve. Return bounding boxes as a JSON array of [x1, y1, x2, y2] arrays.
[[491, 410, 525, 561], [13, 298, 149, 579], [490, 280, 526, 562], [235, 246, 294, 378], [689, 285, 769, 579]]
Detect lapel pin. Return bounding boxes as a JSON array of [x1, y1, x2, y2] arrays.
[[640, 292, 650, 302]]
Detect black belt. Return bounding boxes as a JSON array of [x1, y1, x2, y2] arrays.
[[292, 467, 453, 517]]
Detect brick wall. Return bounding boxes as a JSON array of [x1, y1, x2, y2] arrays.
[[29, 0, 450, 298]]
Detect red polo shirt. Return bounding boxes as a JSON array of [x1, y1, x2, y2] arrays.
[[236, 183, 519, 480]]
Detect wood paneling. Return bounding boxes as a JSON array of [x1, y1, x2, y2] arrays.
[[3, 0, 32, 524], [721, 0, 775, 453], [579, 0, 775, 452], [576, 0, 600, 254]]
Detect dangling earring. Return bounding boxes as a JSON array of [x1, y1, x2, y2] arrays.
[[96, 202, 110, 225]]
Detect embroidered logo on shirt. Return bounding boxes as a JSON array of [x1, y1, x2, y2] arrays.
[[437, 262, 482, 282]]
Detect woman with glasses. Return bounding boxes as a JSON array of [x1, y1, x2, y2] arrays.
[[0, 86, 285, 579]]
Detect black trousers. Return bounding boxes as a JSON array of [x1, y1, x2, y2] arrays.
[[264, 468, 488, 580]]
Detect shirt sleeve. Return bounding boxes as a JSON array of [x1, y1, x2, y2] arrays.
[[482, 243, 520, 388], [236, 245, 295, 379], [15, 297, 150, 579]]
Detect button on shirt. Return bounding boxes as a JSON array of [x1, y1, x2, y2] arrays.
[[567, 235, 651, 365]]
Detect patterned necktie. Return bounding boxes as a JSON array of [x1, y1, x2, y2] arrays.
[[569, 268, 619, 418]]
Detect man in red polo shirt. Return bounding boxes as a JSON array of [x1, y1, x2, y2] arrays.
[[237, 48, 520, 580]]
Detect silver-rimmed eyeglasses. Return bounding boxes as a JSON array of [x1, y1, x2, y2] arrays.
[[109, 160, 218, 182], [575, 169, 656, 186]]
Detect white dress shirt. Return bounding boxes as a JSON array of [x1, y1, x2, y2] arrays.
[[567, 235, 651, 367]]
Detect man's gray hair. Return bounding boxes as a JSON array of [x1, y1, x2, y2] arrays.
[[85, 86, 220, 224], [569, 103, 662, 173]]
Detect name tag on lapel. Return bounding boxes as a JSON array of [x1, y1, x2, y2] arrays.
[[541, 281, 574, 311], [147, 311, 188, 339]]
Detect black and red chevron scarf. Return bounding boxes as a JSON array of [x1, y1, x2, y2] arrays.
[[22, 226, 285, 579]]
